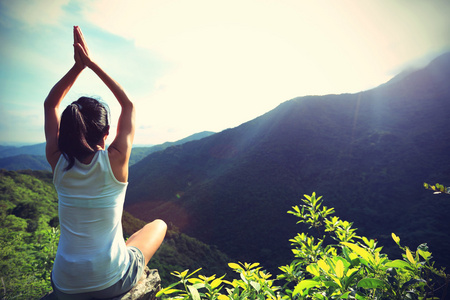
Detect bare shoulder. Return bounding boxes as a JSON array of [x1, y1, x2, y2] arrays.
[[45, 143, 61, 172], [107, 146, 129, 183]]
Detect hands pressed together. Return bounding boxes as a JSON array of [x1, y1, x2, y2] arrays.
[[45, 25, 135, 175], [73, 26, 93, 69]]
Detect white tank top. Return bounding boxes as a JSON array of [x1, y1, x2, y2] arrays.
[[51, 150, 130, 293]]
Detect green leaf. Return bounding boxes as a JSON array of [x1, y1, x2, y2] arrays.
[[192, 283, 205, 290], [156, 285, 183, 297], [417, 248, 432, 260], [323, 281, 340, 288], [355, 292, 367, 300], [344, 268, 361, 290], [385, 260, 414, 271], [357, 278, 386, 289], [341, 242, 373, 264], [362, 236, 374, 248], [250, 281, 261, 291], [335, 259, 344, 278], [293, 280, 321, 296], [188, 285, 201, 300], [210, 278, 222, 289], [249, 262, 260, 269], [306, 263, 321, 277], [391, 233, 400, 245], [187, 278, 203, 284], [312, 294, 326, 300], [179, 269, 189, 278], [402, 278, 426, 290], [405, 248, 415, 264], [318, 259, 330, 273], [228, 262, 241, 270]]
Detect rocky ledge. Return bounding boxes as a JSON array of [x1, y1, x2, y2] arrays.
[[40, 267, 161, 300]]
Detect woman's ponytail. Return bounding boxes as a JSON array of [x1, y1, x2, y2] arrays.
[[58, 97, 109, 170]]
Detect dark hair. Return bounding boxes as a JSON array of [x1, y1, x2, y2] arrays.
[[58, 97, 110, 170]]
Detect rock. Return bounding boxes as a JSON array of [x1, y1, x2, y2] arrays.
[[112, 267, 161, 300], [40, 268, 161, 300]]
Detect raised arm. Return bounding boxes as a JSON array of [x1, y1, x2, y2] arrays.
[[74, 26, 135, 181], [44, 27, 85, 171]]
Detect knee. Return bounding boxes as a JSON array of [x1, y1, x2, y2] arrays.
[[149, 219, 167, 232]]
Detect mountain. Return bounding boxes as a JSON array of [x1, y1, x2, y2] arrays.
[[0, 142, 46, 158], [0, 131, 215, 170], [129, 131, 215, 165], [0, 154, 51, 171], [125, 52, 450, 273]]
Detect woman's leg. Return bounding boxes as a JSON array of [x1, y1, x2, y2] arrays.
[[126, 219, 167, 265]]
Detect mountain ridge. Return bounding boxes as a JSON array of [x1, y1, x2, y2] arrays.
[[125, 52, 450, 272], [0, 131, 215, 170]]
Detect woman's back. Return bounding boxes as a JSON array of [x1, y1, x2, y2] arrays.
[[52, 150, 130, 293]]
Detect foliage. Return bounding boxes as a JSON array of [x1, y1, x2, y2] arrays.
[[2, 168, 449, 299], [0, 170, 231, 298], [122, 210, 232, 284], [148, 225, 232, 284], [0, 223, 60, 299], [157, 262, 280, 300], [424, 182, 450, 195], [158, 193, 449, 300], [281, 193, 449, 299], [0, 170, 59, 299]]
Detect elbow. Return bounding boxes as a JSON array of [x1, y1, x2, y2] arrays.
[[44, 98, 54, 111], [44, 95, 60, 110], [123, 100, 135, 113]]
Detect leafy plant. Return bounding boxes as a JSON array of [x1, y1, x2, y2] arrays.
[[424, 182, 450, 195], [157, 262, 280, 300], [158, 193, 449, 300]]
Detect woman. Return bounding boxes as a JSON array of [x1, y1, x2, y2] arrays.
[[44, 26, 167, 299]]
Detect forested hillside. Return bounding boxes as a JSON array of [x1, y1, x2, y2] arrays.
[[126, 52, 450, 273], [0, 170, 231, 299], [0, 169, 59, 298]]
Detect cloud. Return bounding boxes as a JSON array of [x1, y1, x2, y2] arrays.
[[2, 0, 450, 145], [1, 0, 70, 27], [78, 0, 446, 101], [73, 0, 450, 145], [0, 103, 44, 143]]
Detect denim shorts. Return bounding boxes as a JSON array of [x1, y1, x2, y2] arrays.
[[51, 246, 145, 300]]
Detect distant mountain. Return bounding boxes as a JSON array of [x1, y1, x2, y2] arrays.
[[129, 131, 215, 165], [125, 52, 450, 273], [0, 143, 46, 158], [0, 154, 51, 171], [0, 131, 215, 171]]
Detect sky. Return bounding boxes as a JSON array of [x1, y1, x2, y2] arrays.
[[1, 0, 449, 146]]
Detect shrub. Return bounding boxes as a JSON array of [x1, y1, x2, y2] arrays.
[[157, 193, 449, 299]]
